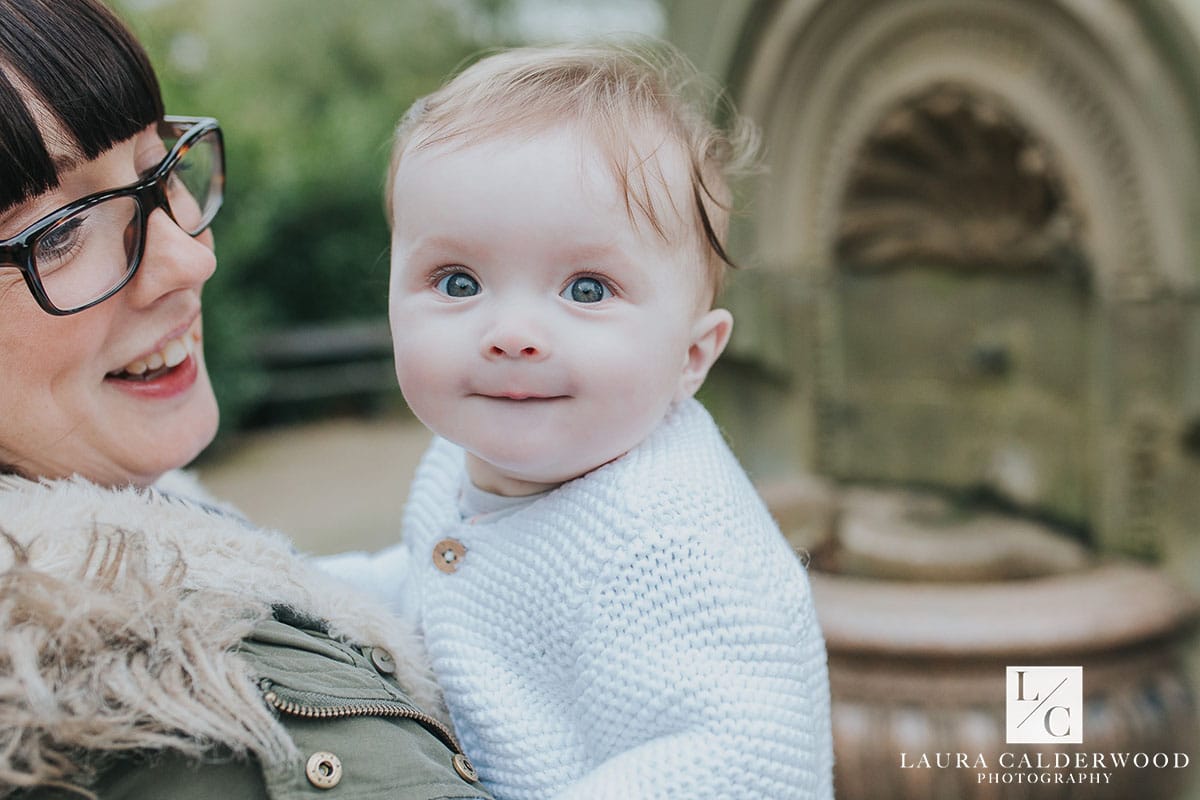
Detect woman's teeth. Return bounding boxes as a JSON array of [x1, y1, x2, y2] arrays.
[[111, 330, 199, 380]]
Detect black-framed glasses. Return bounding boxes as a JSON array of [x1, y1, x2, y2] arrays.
[[0, 115, 224, 316]]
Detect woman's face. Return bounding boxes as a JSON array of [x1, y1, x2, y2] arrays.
[[0, 123, 219, 486]]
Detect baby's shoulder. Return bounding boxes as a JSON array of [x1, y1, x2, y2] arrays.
[[602, 402, 754, 497]]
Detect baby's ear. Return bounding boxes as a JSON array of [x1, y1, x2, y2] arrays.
[[676, 308, 734, 401]]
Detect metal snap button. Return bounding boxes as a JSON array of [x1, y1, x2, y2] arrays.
[[305, 751, 343, 789], [370, 646, 397, 675], [452, 752, 479, 782], [433, 538, 467, 574]]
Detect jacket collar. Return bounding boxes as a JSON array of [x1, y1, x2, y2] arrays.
[[0, 475, 440, 789]]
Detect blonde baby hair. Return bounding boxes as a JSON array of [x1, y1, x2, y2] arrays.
[[386, 39, 759, 302]]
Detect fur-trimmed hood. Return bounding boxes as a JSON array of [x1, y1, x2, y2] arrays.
[[0, 473, 438, 795]]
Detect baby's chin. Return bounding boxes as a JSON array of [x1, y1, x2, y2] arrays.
[[465, 447, 625, 496]]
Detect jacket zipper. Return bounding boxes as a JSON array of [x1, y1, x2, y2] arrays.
[[261, 685, 463, 754]]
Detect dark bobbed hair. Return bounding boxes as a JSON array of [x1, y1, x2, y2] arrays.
[[0, 0, 163, 213]]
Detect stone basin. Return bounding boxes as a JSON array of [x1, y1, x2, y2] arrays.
[[762, 481, 1200, 799]]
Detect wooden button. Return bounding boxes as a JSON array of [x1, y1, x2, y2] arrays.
[[433, 538, 467, 573], [452, 752, 479, 782], [369, 646, 397, 675], [305, 751, 343, 789]]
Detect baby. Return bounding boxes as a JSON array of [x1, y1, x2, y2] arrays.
[[328, 41, 833, 799]]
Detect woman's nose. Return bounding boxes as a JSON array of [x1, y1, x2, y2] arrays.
[[125, 207, 216, 304]]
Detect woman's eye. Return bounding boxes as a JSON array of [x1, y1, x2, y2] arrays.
[[35, 216, 87, 269], [434, 271, 480, 298], [562, 276, 610, 304]]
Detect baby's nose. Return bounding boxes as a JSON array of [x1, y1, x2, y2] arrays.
[[482, 327, 548, 361]]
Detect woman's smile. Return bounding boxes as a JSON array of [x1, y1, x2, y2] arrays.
[[108, 314, 201, 378], [104, 314, 204, 397]]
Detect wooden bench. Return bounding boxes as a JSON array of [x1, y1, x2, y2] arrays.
[[251, 318, 399, 405]]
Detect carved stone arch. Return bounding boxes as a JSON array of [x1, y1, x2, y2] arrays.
[[816, 78, 1097, 527], [733, 0, 1198, 294], [698, 0, 1200, 558], [834, 82, 1083, 278]]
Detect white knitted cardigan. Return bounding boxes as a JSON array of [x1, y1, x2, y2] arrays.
[[327, 399, 834, 799]]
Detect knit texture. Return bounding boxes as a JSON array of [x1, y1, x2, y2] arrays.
[[335, 399, 833, 799]]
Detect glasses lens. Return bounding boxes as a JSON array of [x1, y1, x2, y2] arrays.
[[166, 127, 222, 236], [34, 196, 143, 312]]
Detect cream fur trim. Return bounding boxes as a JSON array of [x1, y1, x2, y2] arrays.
[[0, 475, 441, 794]]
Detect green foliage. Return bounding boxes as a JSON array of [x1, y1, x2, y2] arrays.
[[111, 0, 508, 434]]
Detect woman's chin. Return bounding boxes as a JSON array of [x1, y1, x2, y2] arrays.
[[175, 387, 220, 466], [124, 379, 220, 486]]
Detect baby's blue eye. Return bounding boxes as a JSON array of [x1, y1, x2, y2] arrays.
[[436, 271, 480, 298], [562, 276, 610, 304]]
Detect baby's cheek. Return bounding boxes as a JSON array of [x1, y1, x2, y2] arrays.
[[392, 316, 458, 380], [604, 345, 680, 400], [394, 352, 444, 399]]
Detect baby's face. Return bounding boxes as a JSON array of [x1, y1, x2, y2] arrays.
[[389, 124, 728, 495]]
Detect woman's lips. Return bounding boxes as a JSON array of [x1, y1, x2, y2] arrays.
[[104, 351, 200, 399], [104, 318, 204, 400], [108, 323, 201, 381]]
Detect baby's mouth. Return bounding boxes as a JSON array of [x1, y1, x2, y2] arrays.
[[481, 393, 569, 402], [107, 328, 200, 382]]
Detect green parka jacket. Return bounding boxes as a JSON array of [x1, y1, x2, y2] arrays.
[[0, 474, 491, 800], [86, 614, 491, 799]]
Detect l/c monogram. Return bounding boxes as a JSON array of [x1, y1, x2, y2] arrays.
[[1006, 666, 1083, 744]]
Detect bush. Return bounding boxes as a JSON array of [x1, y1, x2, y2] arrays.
[[112, 0, 510, 435]]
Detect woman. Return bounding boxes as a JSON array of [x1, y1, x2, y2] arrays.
[[0, 1, 489, 797]]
